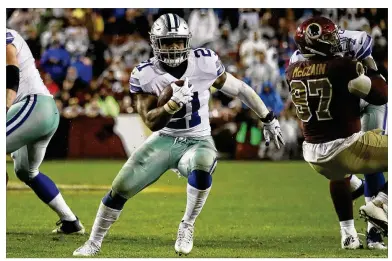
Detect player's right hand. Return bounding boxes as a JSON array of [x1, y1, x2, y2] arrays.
[[170, 77, 194, 106], [262, 114, 285, 150]]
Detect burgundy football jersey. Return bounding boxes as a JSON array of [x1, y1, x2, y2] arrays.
[[286, 57, 363, 143]]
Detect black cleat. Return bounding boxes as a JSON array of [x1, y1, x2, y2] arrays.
[[366, 227, 387, 250], [52, 217, 85, 235]]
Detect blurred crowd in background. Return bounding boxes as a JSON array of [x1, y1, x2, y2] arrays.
[[6, 8, 388, 160]]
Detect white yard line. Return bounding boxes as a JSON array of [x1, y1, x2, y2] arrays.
[[6, 182, 184, 193]]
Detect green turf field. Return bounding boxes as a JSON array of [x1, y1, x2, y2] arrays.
[[6, 160, 388, 258]]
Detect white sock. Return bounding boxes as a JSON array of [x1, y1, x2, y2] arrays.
[[340, 219, 355, 231], [349, 175, 362, 192], [375, 192, 388, 205], [182, 183, 211, 226], [365, 197, 375, 232], [48, 193, 77, 222], [89, 202, 122, 247]]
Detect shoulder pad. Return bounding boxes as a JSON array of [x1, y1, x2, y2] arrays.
[[193, 48, 225, 77], [129, 59, 158, 94]]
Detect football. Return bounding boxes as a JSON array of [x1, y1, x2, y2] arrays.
[[157, 80, 184, 107]]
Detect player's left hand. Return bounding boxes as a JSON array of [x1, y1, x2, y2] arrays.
[[263, 117, 285, 150]]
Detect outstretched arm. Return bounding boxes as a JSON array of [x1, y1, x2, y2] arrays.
[[212, 72, 272, 120], [213, 72, 285, 149]]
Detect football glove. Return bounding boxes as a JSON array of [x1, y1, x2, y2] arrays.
[[261, 112, 285, 149], [170, 77, 194, 106]]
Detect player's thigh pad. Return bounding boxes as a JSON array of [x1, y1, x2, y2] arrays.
[[308, 130, 387, 180], [177, 137, 217, 177], [111, 133, 174, 199], [11, 126, 58, 182], [360, 103, 387, 131], [335, 130, 387, 174], [6, 95, 59, 154], [308, 162, 346, 180]]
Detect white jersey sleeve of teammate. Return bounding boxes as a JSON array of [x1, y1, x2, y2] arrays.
[[339, 30, 373, 60], [6, 29, 23, 51], [6, 28, 51, 104], [289, 50, 307, 65], [341, 30, 374, 110]]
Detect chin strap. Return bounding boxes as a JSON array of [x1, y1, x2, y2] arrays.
[[304, 46, 327, 57]]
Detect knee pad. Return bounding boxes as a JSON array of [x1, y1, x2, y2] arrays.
[[191, 148, 217, 174], [188, 170, 212, 190], [102, 190, 128, 210]]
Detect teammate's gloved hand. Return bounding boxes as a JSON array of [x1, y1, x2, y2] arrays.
[[170, 77, 194, 107], [261, 111, 285, 149]]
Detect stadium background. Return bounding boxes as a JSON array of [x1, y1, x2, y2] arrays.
[[6, 8, 389, 258], [6, 8, 388, 160]]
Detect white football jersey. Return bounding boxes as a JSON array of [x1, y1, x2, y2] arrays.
[[289, 29, 373, 64], [130, 48, 225, 138], [6, 29, 51, 104]]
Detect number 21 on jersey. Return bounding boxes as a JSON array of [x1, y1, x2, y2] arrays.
[[171, 92, 201, 129], [290, 78, 333, 122]]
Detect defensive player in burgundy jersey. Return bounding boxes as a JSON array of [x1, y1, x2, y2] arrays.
[[74, 13, 284, 257], [290, 17, 388, 249], [287, 58, 362, 144], [286, 17, 388, 249]]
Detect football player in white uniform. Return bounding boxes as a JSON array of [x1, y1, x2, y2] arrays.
[[6, 28, 84, 234], [289, 18, 387, 249], [73, 13, 285, 257]]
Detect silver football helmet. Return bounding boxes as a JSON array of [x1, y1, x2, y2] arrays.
[[150, 13, 192, 67]]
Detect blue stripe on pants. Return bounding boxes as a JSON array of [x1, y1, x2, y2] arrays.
[[6, 95, 31, 127], [382, 104, 388, 134], [208, 158, 217, 174], [7, 95, 37, 136]]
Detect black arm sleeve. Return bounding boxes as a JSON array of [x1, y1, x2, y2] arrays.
[[6, 65, 19, 92]]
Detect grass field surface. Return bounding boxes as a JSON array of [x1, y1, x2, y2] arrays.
[[6, 160, 388, 258]]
